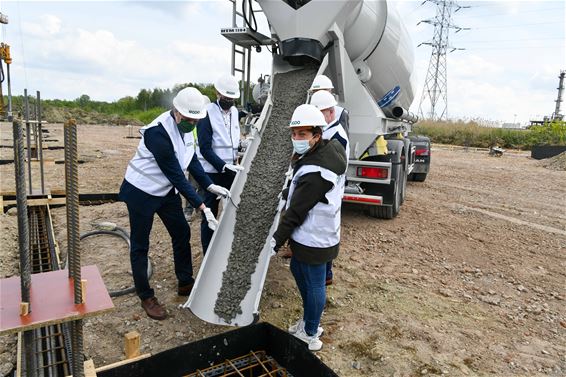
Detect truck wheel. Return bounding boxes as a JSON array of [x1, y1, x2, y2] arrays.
[[412, 172, 428, 182], [366, 166, 401, 219], [400, 162, 407, 204]]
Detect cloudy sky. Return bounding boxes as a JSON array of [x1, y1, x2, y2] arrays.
[[0, 0, 564, 125]]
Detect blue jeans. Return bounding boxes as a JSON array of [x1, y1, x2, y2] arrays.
[[290, 256, 326, 336], [200, 172, 234, 254], [326, 261, 333, 281], [120, 181, 194, 300]]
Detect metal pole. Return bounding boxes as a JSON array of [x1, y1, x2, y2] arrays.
[[36, 91, 45, 194], [64, 119, 81, 300], [7, 63, 12, 121], [246, 46, 252, 108], [13, 119, 38, 377], [24, 89, 33, 194], [13, 119, 31, 305], [70, 320, 84, 377], [64, 119, 84, 377]]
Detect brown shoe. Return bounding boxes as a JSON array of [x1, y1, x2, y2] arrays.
[[141, 297, 167, 320], [325, 278, 333, 286], [178, 282, 194, 296]]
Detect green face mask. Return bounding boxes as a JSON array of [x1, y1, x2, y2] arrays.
[[177, 119, 196, 133]]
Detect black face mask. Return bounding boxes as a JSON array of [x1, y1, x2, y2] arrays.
[[218, 97, 234, 110]]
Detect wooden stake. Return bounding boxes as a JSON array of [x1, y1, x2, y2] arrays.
[[124, 331, 141, 359], [81, 280, 87, 303], [19, 302, 29, 316], [84, 359, 97, 377]]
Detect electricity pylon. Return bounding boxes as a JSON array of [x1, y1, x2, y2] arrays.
[[417, 0, 469, 121]]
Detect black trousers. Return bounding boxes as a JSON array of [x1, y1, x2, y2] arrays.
[[120, 180, 193, 300]]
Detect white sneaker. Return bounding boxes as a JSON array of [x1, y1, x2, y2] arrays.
[[288, 318, 303, 334], [294, 327, 323, 351], [288, 319, 324, 337]]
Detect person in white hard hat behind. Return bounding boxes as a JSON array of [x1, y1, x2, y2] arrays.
[[183, 94, 213, 221], [119, 87, 230, 320], [310, 89, 350, 286], [309, 74, 350, 134], [271, 104, 347, 352], [197, 75, 245, 254]]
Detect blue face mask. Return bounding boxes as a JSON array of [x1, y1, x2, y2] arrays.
[[292, 139, 311, 155]]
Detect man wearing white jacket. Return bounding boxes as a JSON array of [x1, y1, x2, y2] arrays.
[[197, 75, 245, 254], [119, 87, 230, 320]]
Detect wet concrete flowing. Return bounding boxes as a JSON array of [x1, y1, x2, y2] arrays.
[[214, 65, 318, 322]]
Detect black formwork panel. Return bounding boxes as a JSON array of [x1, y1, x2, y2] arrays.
[[98, 322, 338, 377], [531, 145, 566, 159]]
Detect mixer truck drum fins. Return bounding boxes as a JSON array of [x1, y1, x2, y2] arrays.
[[280, 38, 324, 66]]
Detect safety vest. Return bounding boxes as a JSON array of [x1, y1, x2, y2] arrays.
[[323, 121, 350, 160], [286, 165, 343, 248], [198, 102, 240, 173], [125, 111, 196, 196], [323, 122, 349, 192]]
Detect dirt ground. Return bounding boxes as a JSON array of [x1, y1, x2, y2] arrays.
[[1, 123, 565, 376]]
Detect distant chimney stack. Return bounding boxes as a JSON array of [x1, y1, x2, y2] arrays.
[[553, 70, 565, 121]]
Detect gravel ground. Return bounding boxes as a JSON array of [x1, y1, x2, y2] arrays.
[[1, 123, 565, 376]]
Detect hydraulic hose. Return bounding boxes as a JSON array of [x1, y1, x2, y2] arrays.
[[65, 226, 153, 297]]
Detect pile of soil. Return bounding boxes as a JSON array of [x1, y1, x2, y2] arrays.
[[540, 151, 566, 171], [42, 107, 142, 126]]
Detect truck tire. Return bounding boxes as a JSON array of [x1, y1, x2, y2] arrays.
[[366, 164, 401, 219], [400, 157, 407, 204]]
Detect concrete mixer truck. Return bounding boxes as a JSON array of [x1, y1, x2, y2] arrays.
[[183, 0, 429, 326]]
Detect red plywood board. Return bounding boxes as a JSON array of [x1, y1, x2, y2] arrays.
[[0, 265, 114, 335]]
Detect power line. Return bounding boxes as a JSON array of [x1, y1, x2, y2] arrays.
[[466, 44, 565, 50], [472, 21, 563, 29], [457, 6, 564, 18], [463, 37, 565, 44]]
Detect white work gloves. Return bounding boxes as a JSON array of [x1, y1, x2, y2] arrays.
[[269, 237, 279, 257], [203, 208, 218, 231], [223, 163, 245, 174], [207, 184, 231, 199]]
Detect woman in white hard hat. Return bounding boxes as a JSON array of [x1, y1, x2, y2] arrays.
[[197, 74, 246, 254], [271, 104, 347, 351], [310, 89, 350, 286], [119, 87, 230, 320]]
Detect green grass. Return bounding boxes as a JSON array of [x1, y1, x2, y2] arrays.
[[413, 120, 566, 150], [126, 107, 166, 125]]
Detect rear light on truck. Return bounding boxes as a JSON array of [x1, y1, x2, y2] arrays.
[[357, 167, 388, 179], [415, 148, 429, 156]]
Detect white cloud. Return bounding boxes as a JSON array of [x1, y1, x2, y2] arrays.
[[22, 14, 61, 38]]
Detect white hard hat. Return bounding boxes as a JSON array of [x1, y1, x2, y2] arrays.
[[309, 75, 334, 92], [173, 87, 207, 119], [202, 94, 211, 104], [310, 90, 337, 110], [289, 104, 327, 128], [214, 74, 240, 99]]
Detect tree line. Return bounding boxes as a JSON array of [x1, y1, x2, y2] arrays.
[[4, 83, 217, 116]]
